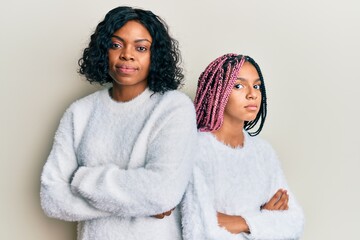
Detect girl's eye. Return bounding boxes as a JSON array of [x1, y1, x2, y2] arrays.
[[234, 84, 244, 89], [254, 84, 261, 90], [137, 46, 148, 52]]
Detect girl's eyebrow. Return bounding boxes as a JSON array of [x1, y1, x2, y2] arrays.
[[236, 77, 261, 83], [111, 35, 152, 43]]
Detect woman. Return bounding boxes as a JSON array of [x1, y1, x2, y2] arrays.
[[182, 54, 304, 239], [40, 6, 197, 240]]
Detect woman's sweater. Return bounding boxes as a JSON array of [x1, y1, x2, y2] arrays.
[[40, 88, 197, 240], [181, 131, 304, 240]]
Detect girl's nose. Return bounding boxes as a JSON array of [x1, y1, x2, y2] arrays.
[[246, 87, 258, 100]]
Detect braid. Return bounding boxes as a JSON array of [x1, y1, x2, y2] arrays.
[[194, 53, 245, 131], [194, 54, 267, 136], [244, 56, 267, 136]]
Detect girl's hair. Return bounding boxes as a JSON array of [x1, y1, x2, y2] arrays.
[[194, 53, 267, 136], [78, 6, 183, 93]]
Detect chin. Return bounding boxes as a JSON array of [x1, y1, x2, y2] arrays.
[[243, 116, 258, 122]]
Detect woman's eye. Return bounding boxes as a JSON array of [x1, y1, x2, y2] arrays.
[[254, 84, 261, 90], [111, 43, 122, 49], [234, 84, 244, 89]]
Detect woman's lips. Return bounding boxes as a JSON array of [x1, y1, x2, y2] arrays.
[[116, 65, 138, 74]]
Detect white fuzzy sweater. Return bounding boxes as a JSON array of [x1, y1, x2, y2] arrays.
[[40, 88, 197, 240], [181, 131, 304, 240]]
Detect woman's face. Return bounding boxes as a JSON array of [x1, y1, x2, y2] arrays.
[[223, 62, 262, 124], [108, 20, 152, 90]]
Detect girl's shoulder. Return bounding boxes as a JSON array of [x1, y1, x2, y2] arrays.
[[247, 133, 281, 168], [246, 133, 274, 151], [197, 131, 214, 147], [195, 132, 217, 165]]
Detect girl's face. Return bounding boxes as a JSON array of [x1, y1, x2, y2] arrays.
[[223, 62, 262, 124], [108, 20, 152, 91]]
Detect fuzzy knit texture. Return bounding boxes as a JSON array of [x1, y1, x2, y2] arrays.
[[40, 87, 197, 240], [181, 131, 304, 240]]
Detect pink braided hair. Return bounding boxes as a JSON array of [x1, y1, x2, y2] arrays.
[[194, 53, 246, 132]]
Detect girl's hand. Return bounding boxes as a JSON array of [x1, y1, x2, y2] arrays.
[[152, 208, 175, 219], [261, 189, 289, 211], [217, 212, 250, 234]]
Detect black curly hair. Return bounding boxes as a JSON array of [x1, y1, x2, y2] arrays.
[[78, 6, 184, 93]]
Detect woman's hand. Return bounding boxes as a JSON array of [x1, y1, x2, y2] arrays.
[[261, 189, 289, 211], [217, 212, 250, 234], [152, 208, 175, 219]]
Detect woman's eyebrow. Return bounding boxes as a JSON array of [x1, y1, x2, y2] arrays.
[[111, 35, 124, 41], [111, 35, 151, 43]]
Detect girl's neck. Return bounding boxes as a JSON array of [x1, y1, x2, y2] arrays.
[[212, 120, 245, 148]]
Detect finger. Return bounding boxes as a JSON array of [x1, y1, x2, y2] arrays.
[[267, 189, 283, 207], [274, 191, 287, 209], [163, 210, 172, 216], [281, 193, 289, 210], [278, 198, 288, 210], [153, 213, 165, 219], [274, 190, 288, 209]]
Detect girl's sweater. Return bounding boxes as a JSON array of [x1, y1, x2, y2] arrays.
[[182, 131, 304, 240], [40, 88, 197, 240]]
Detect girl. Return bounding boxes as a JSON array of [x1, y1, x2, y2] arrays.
[[40, 6, 197, 240], [182, 54, 304, 239]]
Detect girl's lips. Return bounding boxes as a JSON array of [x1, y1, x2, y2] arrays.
[[245, 105, 258, 111]]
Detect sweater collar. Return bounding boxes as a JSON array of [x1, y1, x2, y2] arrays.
[[100, 87, 154, 112], [202, 130, 252, 150]]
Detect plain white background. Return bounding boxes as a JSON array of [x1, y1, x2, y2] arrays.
[[1, 0, 359, 239]]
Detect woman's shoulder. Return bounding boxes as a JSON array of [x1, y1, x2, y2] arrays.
[[159, 90, 194, 106], [66, 88, 106, 114], [151, 90, 195, 118]]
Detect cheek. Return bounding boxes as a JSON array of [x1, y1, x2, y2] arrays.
[[107, 53, 115, 67], [257, 92, 262, 103], [224, 98, 241, 114], [142, 56, 151, 70], [228, 94, 244, 107]]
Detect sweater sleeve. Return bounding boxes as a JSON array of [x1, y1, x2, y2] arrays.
[[241, 142, 305, 240], [181, 172, 206, 240], [40, 107, 111, 221], [70, 98, 197, 217], [182, 165, 248, 240]]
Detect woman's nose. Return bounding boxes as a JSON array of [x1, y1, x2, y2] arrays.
[[120, 47, 134, 61]]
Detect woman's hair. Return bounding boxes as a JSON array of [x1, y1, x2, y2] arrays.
[[194, 53, 267, 136], [78, 6, 183, 93]]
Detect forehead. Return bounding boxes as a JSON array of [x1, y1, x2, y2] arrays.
[[237, 62, 259, 79], [113, 20, 152, 40]]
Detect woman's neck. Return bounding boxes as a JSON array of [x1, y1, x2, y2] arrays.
[[111, 83, 147, 102], [212, 120, 245, 148]]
